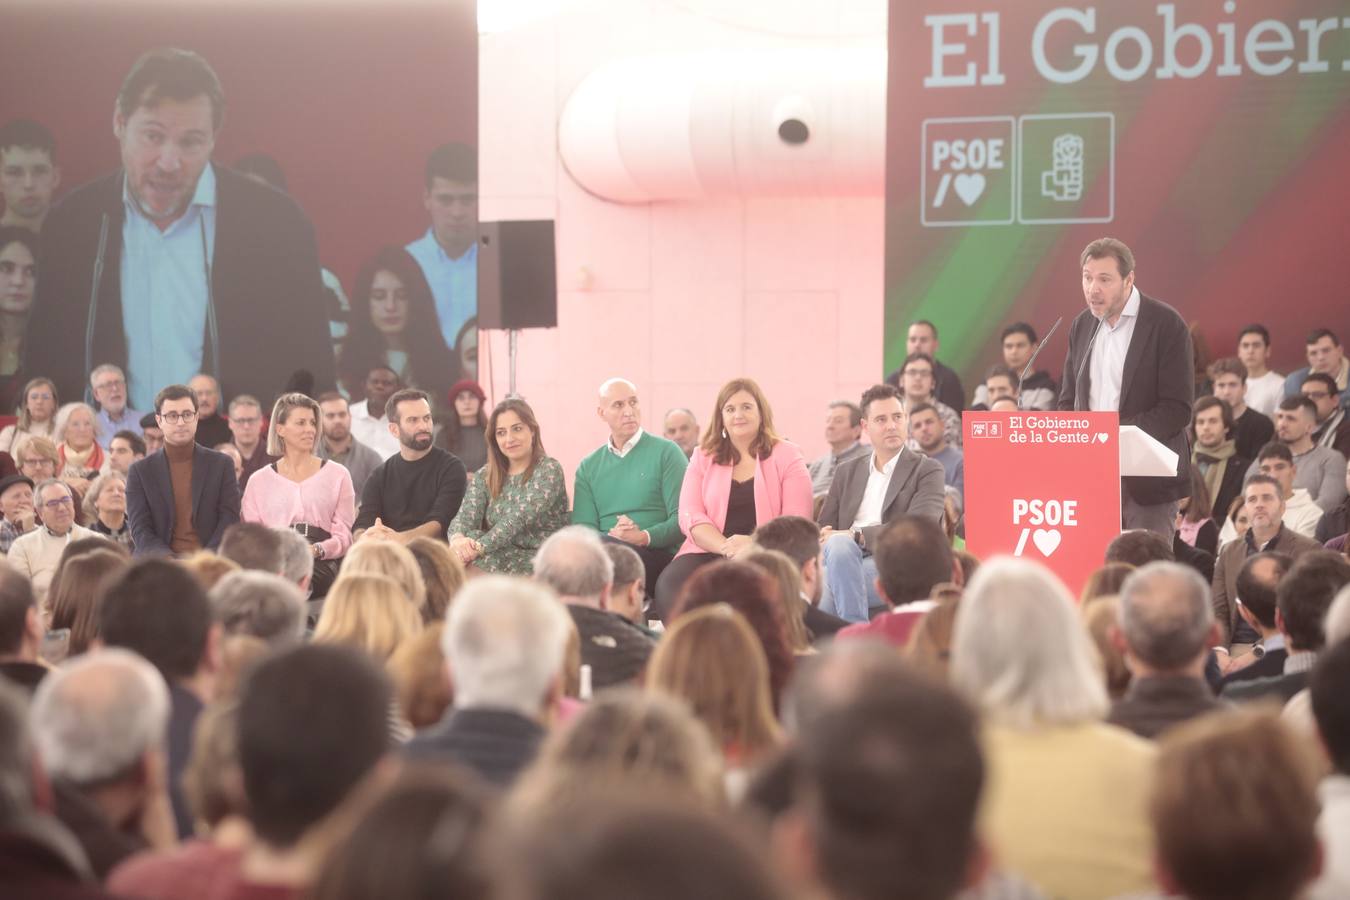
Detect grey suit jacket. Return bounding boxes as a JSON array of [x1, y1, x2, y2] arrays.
[[816, 448, 946, 548]]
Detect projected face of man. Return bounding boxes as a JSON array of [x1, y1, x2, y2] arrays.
[[424, 177, 477, 258], [114, 94, 215, 229], [1082, 254, 1134, 326]]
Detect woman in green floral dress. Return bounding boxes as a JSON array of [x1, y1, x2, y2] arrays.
[[448, 397, 569, 574]]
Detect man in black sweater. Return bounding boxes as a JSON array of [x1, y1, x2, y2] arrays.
[[353, 389, 466, 544]]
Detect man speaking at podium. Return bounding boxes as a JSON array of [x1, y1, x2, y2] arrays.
[[1058, 238, 1193, 541]]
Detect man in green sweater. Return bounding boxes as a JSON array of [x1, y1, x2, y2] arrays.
[[573, 378, 689, 600]]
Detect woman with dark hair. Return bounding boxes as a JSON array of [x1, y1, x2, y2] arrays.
[[448, 397, 568, 575], [338, 246, 458, 403], [671, 559, 795, 710], [47, 548, 129, 658], [653, 377, 812, 619], [436, 379, 488, 474], [0, 226, 36, 414]]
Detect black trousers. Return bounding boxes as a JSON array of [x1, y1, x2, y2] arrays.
[[651, 552, 721, 623]]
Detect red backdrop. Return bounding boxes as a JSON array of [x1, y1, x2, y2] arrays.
[[0, 0, 477, 291]]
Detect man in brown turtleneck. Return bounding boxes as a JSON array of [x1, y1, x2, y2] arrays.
[[126, 384, 240, 557]]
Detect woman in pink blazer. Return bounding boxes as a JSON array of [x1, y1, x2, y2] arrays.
[[653, 377, 813, 620]]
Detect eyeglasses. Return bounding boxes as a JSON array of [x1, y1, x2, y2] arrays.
[[158, 411, 198, 424], [41, 496, 73, 511], [231, 416, 260, 426], [20, 458, 55, 470]]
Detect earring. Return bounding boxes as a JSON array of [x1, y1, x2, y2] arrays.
[[721, 428, 727, 439]]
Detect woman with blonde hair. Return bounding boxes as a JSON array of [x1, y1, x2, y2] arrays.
[[0, 376, 57, 453], [653, 377, 811, 619], [52, 401, 108, 495], [905, 595, 961, 681], [315, 573, 423, 662], [387, 623, 453, 730], [342, 539, 429, 620], [242, 392, 355, 598], [647, 604, 782, 788], [83, 472, 132, 550], [406, 536, 465, 623]]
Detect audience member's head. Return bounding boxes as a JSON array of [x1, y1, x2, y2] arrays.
[[315, 573, 422, 662], [1305, 327, 1345, 376], [1276, 551, 1350, 653], [153, 384, 200, 449], [0, 474, 33, 528], [1105, 529, 1175, 567], [672, 560, 793, 707], [81, 471, 127, 525], [1080, 561, 1134, 603], [1257, 441, 1298, 497], [1000, 322, 1037, 372], [182, 701, 245, 834], [662, 407, 699, 457], [647, 604, 781, 765], [1234, 551, 1290, 634], [905, 596, 961, 682], [444, 576, 570, 718], [47, 549, 128, 657], [1117, 562, 1216, 675], [33, 479, 76, 536], [602, 542, 645, 625], [952, 558, 1107, 729], [1150, 710, 1321, 900], [1301, 372, 1341, 424], [387, 623, 452, 731], [899, 353, 937, 402], [237, 643, 391, 852], [532, 526, 614, 608], [744, 549, 811, 653], [983, 364, 1018, 404], [218, 522, 285, 574], [180, 551, 240, 591], [309, 763, 492, 900], [214, 635, 270, 703], [873, 515, 956, 607], [1190, 395, 1233, 451], [30, 649, 169, 799], [209, 570, 306, 646], [1082, 596, 1131, 699], [406, 536, 465, 623], [14, 434, 58, 482], [106, 431, 146, 476], [752, 515, 824, 604], [1206, 357, 1248, 415], [821, 400, 863, 450], [1274, 396, 1318, 448], [341, 540, 428, 619], [0, 567, 40, 664], [790, 665, 986, 900], [273, 527, 314, 592], [512, 689, 725, 816], [100, 558, 217, 686]]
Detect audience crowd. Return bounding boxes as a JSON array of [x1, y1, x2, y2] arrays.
[[4, 46, 1350, 900]]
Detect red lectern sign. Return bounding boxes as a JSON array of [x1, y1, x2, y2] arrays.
[[964, 411, 1121, 596]]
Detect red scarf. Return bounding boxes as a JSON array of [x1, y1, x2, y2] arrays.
[[58, 441, 105, 474]]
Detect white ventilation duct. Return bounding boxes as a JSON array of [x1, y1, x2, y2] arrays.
[[558, 47, 886, 203]]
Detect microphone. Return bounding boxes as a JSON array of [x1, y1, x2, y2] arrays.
[[1016, 316, 1062, 410], [84, 214, 111, 403], [1073, 316, 1104, 411]]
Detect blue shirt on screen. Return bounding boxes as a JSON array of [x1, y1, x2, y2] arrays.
[[406, 228, 476, 348], [120, 165, 217, 412]]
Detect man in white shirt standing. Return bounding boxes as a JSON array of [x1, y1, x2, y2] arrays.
[[1237, 324, 1285, 417], [348, 365, 403, 460], [816, 384, 946, 623], [405, 143, 477, 359], [1059, 238, 1193, 541]]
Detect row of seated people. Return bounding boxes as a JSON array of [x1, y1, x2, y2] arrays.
[[4, 498, 1350, 900]]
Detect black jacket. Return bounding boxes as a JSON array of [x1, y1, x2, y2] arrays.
[[1058, 292, 1194, 504], [27, 166, 334, 408], [1107, 675, 1225, 740], [567, 604, 655, 690], [404, 707, 544, 787], [125, 444, 241, 556]]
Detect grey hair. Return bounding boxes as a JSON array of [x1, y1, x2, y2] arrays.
[[52, 402, 103, 445], [663, 407, 696, 422], [604, 542, 645, 589], [34, 477, 71, 505], [442, 576, 570, 717], [597, 377, 637, 398], [89, 364, 126, 385], [532, 526, 614, 601], [275, 528, 315, 588], [1119, 562, 1214, 670], [210, 570, 306, 646], [950, 557, 1108, 729], [1325, 585, 1350, 645], [266, 393, 321, 457], [82, 471, 127, 520], [30, 648, 170, 786]]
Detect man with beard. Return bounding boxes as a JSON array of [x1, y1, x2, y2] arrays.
[[315, 392, 382, 501], [353, 388, 466, 544], [349, 365, 403, 459]]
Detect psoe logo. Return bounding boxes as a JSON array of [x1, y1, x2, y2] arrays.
[[970, 421, 1002, 440], [1011, 498, 1077, 559]]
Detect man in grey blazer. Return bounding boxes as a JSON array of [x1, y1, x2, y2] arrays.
[[817, 384, 946, 622]]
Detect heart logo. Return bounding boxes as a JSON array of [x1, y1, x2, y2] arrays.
[[1095, 432, 1109, 444], [1032, 528, 1062, 557], [953, 173, 986, 206]]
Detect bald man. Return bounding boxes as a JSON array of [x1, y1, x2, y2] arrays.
[[573, 378, 689, 601]]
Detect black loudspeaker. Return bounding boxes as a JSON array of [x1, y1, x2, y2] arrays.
[[476, 220, 558, 330]]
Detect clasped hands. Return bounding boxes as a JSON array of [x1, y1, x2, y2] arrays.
[[608, 515, 650, 547], [449, 532, 484, 564]]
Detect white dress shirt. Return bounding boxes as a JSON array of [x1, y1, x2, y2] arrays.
[[850, 449, 902, 530], [607, 427, 644, 459], [349, 400, 402, 459], [1088, 285, 1141, 413]]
